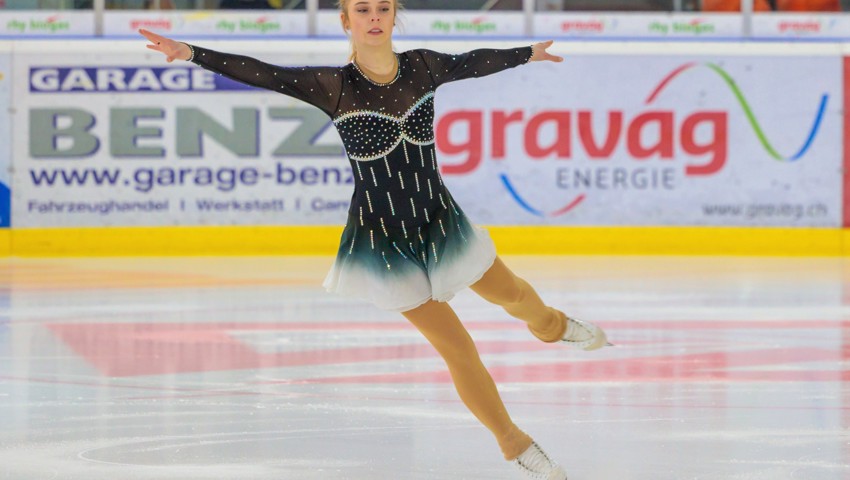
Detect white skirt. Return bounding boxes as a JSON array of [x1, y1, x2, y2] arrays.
[[322, 202, 496, 312]]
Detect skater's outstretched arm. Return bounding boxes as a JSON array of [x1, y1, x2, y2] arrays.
[[416, 39, 563, 88], [139, 28, 342, 117]]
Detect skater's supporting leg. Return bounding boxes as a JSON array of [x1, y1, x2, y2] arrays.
[[401, 299, 533, 460]]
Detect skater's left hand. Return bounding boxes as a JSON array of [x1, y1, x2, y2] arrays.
[[530, 40, 563, 63]]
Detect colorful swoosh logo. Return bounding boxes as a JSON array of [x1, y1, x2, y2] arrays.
[[500, 174, 585, 217], [501, 61, 828, 217], [647, 62, 828, 162]]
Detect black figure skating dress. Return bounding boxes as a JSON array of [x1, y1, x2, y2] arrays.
[[189, 43, 533, 311]]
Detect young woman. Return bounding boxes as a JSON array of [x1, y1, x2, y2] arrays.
[[140, 1, 609, 477]]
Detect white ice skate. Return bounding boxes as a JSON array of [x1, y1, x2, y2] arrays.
[[512, 442, 568, 480], [561, 316, 611, 351]]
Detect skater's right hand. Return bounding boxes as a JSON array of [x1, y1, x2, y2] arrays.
[[139, 28, 192, 63]]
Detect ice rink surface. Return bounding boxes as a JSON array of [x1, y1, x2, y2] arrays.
[[1, 255, 848, 480]]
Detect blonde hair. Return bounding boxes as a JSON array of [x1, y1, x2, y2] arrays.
[[337, 0, 403, 62]]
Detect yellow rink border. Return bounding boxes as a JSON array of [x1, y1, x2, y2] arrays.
[[4, 225, 850, 256], [491, 226, 847, 256], [0, 230, 10, 256]]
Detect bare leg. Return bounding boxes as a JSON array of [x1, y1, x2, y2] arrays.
[[470, 257, 568, 343], [402, 299, 533, 460]]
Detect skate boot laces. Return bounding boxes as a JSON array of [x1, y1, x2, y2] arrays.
[[512, 442, 568, 480], [561, 316, 611, 351]]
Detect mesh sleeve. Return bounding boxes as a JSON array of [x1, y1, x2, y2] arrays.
[[188, 44, 342, 117], [416, 46, 533, 89]]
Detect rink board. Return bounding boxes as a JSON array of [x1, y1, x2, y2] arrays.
[[2, 40, 850, 255]]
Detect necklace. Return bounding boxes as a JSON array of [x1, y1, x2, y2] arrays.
[[352, 53, 400, 86]]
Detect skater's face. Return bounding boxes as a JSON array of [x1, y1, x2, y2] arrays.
[[340, 0, 396, 49]]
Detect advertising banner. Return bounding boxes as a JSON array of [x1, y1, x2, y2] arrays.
[[10, 43, 844, 227], [434, 54, 843, 226], [104, 11, 308, 37], [0, 48, 9, 227], [752, 13, 850, 39], [317, 11, 526, 37], [13, 43, 353, 227], [0, 11, 95, 37], [534, 13, 743, 38]]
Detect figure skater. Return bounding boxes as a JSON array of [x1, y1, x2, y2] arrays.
[[140, 1, 609, 476]]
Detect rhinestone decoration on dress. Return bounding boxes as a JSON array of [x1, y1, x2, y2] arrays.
[[334, 92, 436, 162]]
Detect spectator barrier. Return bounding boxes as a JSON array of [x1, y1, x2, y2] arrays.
[[4, 10, 850, 39], [2, 39, 848, 255]]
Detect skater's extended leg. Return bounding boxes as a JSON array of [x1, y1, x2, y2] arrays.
[[470, 257, 566, 343], [472, 256, 610, 350]]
